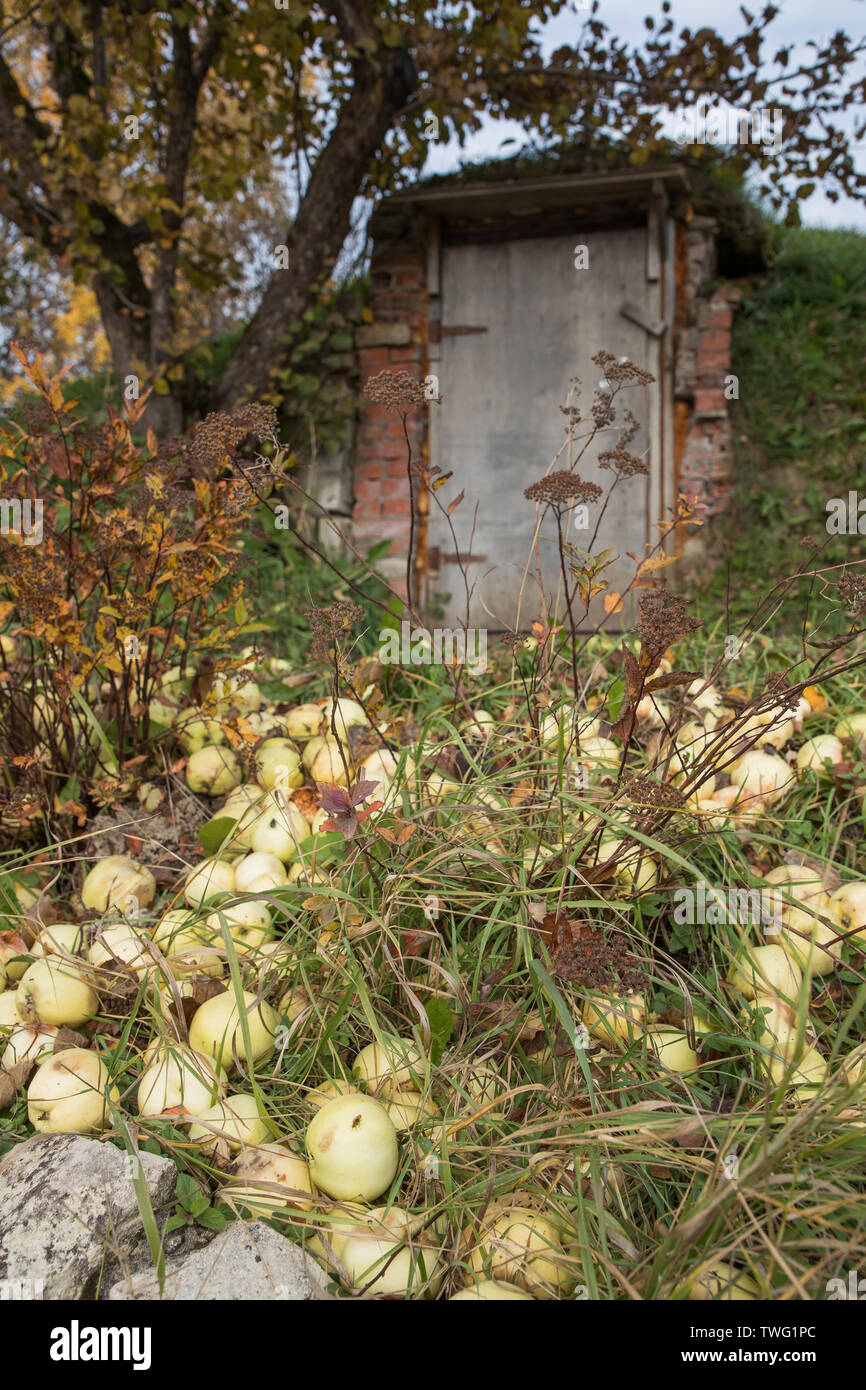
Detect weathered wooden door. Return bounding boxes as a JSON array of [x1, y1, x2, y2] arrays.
[[425, 224, 672, 631]]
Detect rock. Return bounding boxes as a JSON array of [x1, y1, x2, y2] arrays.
[[0, 1134, 177, 1300], [107, 1220, 327, 1301]]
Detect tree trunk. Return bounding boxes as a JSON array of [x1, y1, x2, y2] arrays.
[[214, 50, 417, 411]]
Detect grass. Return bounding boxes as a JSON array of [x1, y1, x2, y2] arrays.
[[2, 620, 866, 1301], [698, 225, 866, 628]]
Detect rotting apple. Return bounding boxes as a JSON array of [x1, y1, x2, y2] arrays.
[[223, 1141, 314, 1216], [81, 855, 156, 913]]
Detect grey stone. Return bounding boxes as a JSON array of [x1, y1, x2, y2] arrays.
[[0, 1134, 177, 1300], [106, 1220, 327, 1301], [355, 321, 411, 348]]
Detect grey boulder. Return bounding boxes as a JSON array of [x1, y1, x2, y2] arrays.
[[0, 1134, 177, 1300], [107, 1219, 327, 1301]]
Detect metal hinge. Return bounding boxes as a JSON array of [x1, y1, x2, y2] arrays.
[[428, 546, 487, 568], [429, 322, 488, 344]]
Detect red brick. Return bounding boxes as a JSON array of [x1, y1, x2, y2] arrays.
[[385, 456, 409, 477], [695, 350, 728, 373], [697, 329, 731, 353], [383, 497, 411, 516], [694, 389, 727, 415], [355, 461, 382, 481], [358, 348, 390, 370]]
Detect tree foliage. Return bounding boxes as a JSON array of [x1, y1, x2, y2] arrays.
[[0, 1, 862, 429]]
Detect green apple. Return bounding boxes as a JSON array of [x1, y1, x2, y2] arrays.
[[188, 988, 278, 1071]]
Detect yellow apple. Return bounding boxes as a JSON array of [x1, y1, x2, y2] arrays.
[[27, 1048, 118, 1133]]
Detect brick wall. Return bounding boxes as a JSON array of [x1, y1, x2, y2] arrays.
[[674, 217, 741, 516], [352, 211, 428, 592]]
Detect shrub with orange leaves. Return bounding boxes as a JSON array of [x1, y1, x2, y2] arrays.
[[0, 345, 287, 840]]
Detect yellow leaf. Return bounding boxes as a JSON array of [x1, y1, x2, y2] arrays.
[[803, 685, 826, 712], [604, 591, 624, 615]]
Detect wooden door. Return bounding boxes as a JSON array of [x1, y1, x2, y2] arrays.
[[425, 224, 671, 632]]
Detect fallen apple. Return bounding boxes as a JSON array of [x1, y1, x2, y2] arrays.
[[829, 881, 866, 945], [778, 902, 843, 977], [244, 792, 310, 862], [596, 835, 659, 893], [183, 857, 236, 907], [284, 703, 327, 743], [305, 1094, 399, 1201], [32, 923, 85, 958], [27, 1047, 118, 1133], [0, 991, 20, 1029], [188, 987, 278, 1071], [175, 709, 226, 753], [223, 1141, 313, 1216], [728, 750, 794, 808], [339, 1205, 442, 1297], [186, 744, 243, 797], [233, 852, 289, 895], [2, 1022, 59, 1068], [137, 1044, 225, 1119], [646, 1027, 700, 1075], [152, 910, 223, 977], [686, 1260, 760, 1301], [769, 1044, 828, 1089], [0, 930, 30, 980], [188, 1092, 271, 1151], [305, 1077, 360, 1109], [450, 1280, 534, 1301], [81, 855, 156, 913], [795, 735, 844, 775], [16, 958, 99, 1027], [254, 738, 304, 790], [582, 991, 645, 1044], [352, 1035, 424, 1094], [469, 1211, 574, 1299], [385, 1089, 442, 1132], [89, 923, 153, 975], [728, 944, 803, 1004], [206, 899, 274, 953]]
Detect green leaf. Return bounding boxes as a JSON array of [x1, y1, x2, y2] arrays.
[[198, 816, 238, 855], [189, 1193, 211, 1218], [425, 999, 453, 1065], [607, 676, 625, 724], [162, 1213, 187, 1235], [196, 1206, 228, 1231], [175, 1172, 198, 1199]]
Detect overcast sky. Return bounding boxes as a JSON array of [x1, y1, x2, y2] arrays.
[[423, 0, 866, 230]]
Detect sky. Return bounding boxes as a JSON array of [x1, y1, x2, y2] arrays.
[[422, 0, 866, 230]]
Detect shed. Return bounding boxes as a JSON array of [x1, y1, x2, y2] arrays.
[[345, 155, 763, 628]]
